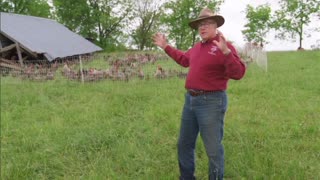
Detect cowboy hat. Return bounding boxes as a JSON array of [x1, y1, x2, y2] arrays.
[[189, 7, 225, 29]]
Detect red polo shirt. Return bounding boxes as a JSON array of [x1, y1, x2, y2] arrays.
[[164, 36, 246, 91]]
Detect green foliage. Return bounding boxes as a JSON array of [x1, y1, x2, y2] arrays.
[[53, 0, 92, 35], [161, 0, 224, 50], [272, 0, 320, 48], [131, 0, 163, 50], [53, 0, 133, 50], [1, 51, 320, 179], [0, 0, 12, 12], [242, 4, 271, 46], [0, 0, 51, 18]]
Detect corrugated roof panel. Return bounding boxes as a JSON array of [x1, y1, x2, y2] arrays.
[[0, 12, 102, 61]]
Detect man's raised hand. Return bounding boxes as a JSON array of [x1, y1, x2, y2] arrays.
[[152, 33, 168, 50], [213, 30, 231, 55]]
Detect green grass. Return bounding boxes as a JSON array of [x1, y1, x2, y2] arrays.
[[1, 50, 320, 179]]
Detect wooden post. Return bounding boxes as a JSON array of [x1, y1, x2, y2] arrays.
[[0, 44, 16, 53], [16, 43, 23, 66], [79, 56, 84, 84]]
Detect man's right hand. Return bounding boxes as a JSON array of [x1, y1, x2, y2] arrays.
[[152, 33, 168, 50]]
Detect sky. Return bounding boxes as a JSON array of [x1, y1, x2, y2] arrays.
[[218, 0, 320, 51], [46, 0, 319, 51]]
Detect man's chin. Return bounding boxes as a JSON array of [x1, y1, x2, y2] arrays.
[[201, 37, 209, 41]]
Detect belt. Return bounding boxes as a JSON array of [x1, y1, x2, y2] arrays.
[[187, 89, 220, 96]]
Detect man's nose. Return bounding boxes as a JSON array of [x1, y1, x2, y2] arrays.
[[199, 26, 205, 30]]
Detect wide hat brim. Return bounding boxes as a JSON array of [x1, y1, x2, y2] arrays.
[[188, 15, 225, 29]]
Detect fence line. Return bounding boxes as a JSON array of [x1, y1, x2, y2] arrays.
[[1, 52, 188, 83], [1, 47, 266, 84]]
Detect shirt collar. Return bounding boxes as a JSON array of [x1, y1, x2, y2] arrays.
[[201, 35, 219, 44]]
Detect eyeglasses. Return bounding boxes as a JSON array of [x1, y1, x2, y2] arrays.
[[197, 21, 215, 28]]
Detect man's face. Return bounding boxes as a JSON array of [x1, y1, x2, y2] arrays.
[[197, 19, 217, 41]]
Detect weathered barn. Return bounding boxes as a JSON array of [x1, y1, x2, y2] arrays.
[[0, 12, 102, 67]]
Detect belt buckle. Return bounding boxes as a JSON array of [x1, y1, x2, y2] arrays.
[[188, 89, 202, 96], [190, 91, 197, 96]]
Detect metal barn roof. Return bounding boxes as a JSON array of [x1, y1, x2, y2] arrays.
[[0, 12, 102, 61]]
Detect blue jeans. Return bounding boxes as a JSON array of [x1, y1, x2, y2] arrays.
[[178, 91, 227, 180]]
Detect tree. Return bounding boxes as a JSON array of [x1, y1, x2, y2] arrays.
[[53, 0, 91, 35], [272, 0, 320, 49], [0, 0, 51, 18], [131, 0, 163, 50], [0, 0, 11, 12], [53, 0, 133, 50], [161, 0, 224, 50], [242, 4, 271, 47], [90, 0, 133, 50]]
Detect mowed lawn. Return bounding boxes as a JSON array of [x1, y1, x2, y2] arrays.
[[1, 50, 319, 179]]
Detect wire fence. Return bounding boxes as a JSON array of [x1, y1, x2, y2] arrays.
[[238, 43, 268, 72], [0, 52, 188, 83], [1, 46, 267, 84]]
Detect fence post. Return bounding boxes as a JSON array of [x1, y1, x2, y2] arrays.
[[79, 56, 84, 84]]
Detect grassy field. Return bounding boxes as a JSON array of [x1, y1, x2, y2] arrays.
[[1, 50, 319, 179]]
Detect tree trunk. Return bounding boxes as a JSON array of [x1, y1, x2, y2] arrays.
[[299, 21, 303, 48], [176, 36, 181, 49], [140, 39, 145, 50], [192, 31, 196, 46]]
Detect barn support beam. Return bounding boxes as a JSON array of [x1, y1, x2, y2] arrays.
[[0, 44, 16, 53], [16, 43, 23, 66]]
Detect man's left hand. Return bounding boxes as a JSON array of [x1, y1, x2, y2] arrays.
[[213, 31, 231, 55]]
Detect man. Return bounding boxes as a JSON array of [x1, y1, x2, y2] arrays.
[[153, 7, 246, 180]]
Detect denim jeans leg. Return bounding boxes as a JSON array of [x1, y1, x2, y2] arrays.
[[178, 94, 199, 180], [195, 92, 227, 180]]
